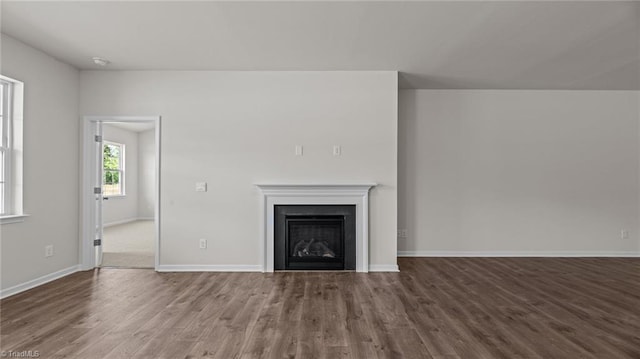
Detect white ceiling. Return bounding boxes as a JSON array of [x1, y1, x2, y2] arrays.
[[1, 1, 638, 90]]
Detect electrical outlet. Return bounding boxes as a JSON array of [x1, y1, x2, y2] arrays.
[[397, 229, 408, 239], [199, 238, 207, 249], [621, 229, 629, 239], [45, 245, 54, 257]]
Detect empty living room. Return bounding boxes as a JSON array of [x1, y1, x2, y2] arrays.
[[0, 1, 638, 358]]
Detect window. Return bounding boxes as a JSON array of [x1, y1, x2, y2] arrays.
[[0, 79, 13, 215], [0, 74, 24, 222], [103, 141, 125, 196]]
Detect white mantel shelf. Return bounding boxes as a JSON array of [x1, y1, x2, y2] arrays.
[[256, 184, 376, 195], [256, 183, 376, 273]]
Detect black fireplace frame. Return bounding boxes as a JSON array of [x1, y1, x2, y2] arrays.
[[274, 205, 356, 270]]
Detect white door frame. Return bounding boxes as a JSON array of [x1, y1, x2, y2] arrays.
[[80, 116, 161, 270]]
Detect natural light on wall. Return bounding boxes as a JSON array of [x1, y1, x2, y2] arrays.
[[0, 74, 25, 223]]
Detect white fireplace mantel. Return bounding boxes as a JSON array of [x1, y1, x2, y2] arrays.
[[256, 184, 376, 272]]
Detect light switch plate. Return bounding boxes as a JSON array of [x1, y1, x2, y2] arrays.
[[295, 145, 303, 156], [333, 145, 341, 156], [196, 182, 207, 192]]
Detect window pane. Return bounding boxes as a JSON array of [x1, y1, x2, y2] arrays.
[[104, 169, 120, 185], [0, 83, 4, 116], [0, 182, 4, 214], [0, 150, 4, 182], [103, 169, 122, 196], [0, 82, 6, 149], [0, 149, 4, 214], [103, 144, 121, 170], [103, 183, 121, 196]]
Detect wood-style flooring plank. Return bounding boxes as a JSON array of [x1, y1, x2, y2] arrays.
[[1, 258, 638, 358]]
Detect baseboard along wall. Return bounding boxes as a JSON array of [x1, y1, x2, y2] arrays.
[[397, 251, 640, 257], [156, 265, 264, 272], [0, 265, 81, 299], [103, 217, 154, 228]]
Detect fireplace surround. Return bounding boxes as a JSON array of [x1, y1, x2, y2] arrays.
[[256, 184, 376, 272]]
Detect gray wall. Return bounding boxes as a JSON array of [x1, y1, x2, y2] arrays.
[[137, 129, 155, 219], [0, 34, 80, 290], [398, 90, 639, 255], [80, 71, 398, 268]]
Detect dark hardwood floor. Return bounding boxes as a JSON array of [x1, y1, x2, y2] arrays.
[[1, 257, 639, 358]]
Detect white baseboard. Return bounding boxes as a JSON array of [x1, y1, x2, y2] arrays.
[[0, 265, 81, 299], [103, 218, 138, 227], [103, 217, 154, 227], [156, 265, 263, 272], [159, 264, 400, 272], [397, 251, 640, 257], [368, 264, 400, 272]]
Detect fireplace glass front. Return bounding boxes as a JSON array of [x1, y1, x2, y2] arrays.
[[287, 216, 344, 269], [275, 205, 356, 270]]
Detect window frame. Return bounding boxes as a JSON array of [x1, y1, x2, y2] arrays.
[[0, 74, 26, 224], [0, 79, 13, 216], [102, 140, 126, 198]]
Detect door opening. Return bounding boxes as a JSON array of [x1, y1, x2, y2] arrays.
[[81, 116, 161, 271]]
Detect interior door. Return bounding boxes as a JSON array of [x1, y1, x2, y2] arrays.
[[94, 121, 104, 267]]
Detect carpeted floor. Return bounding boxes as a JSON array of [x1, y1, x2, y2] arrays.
[[102, 220, 155, 268]]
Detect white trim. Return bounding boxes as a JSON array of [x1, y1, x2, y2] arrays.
[[0, 265, 81, 299], [102, 217, 138, 228], [81, 116, 161, 271], [0, 213, 29, 225], [369, 264, 399, 272], [397, 251, 640, 257], [103, 217, 155, 227], [0, 79, 13, 216], [256, 183, 376, 273], [157, 265, 262, 272]]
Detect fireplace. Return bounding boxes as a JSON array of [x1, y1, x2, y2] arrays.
[[256, 184, 375, 272], [274, 205, 356, 270]]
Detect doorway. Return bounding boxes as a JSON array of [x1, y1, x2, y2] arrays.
[[80, 116, 161, 270]]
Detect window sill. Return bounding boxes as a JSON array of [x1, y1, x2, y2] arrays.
[[0, 214, 30, 225]]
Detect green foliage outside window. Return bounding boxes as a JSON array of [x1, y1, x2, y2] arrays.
[[103, 143, 123, 196], [103, 144, 120, 184]]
